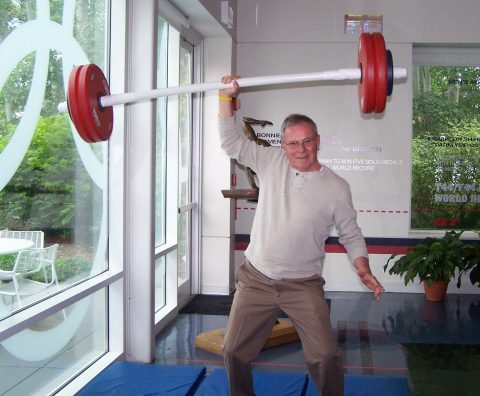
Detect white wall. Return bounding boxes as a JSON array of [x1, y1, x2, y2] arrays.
[[236, 0, 480, 44], [201, 37, 236, 295], [228, 0, 480, 294]]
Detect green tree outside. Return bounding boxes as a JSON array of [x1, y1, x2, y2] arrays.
[[412, 65, 480, 230], [0, 1, 106, 242]]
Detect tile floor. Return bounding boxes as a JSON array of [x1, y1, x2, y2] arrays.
[[154, 291, 480, 396]]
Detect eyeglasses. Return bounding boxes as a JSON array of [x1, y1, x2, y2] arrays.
[[283, 137, 317, 149]]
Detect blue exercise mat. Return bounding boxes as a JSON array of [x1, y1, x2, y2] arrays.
[[77, 362, 206, 396], [305, 374, 410, 396], [194, 368, 308, 396]]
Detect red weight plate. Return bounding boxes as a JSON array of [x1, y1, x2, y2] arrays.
[[77, 64, 113, 142], [94, 68, 114, 141], [358, 33, 376, 113], [67, 65, 96, 143], [372, 33, 387, 113]]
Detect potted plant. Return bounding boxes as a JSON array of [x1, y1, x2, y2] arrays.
[[383, 230, 480, 301]]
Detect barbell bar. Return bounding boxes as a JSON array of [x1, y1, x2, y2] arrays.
[[58, 32, 407, 143]]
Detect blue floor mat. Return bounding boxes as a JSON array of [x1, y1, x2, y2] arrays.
[[77, 362, 206, 396], [77, 363, 409, 396], [194, 368, 308, 396], [305, 374, 410, 396]]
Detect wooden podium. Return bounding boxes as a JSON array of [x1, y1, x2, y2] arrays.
[[195, 319, 299, 356]]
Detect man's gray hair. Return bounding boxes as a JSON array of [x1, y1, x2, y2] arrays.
[[280, 114, 318, 139]]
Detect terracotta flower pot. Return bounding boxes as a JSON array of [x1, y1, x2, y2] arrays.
[[423, 279, 449, 302]]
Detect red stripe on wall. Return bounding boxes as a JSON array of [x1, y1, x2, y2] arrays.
[[366, 245, 411, 255], [235, 242, 411, 255]]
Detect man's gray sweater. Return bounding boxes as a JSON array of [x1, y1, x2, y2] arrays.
[[219, 116, 368, 280]]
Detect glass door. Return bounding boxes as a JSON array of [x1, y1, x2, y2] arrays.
[[177, 39, 195, 307]]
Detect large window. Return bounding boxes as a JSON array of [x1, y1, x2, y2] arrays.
[[178, 41, 193, 290], [155, 17, 177, 314], [154, 14, 199, 315], [155, 18, 168, 248], [411, 48, 480, 230], [0, 1, 111, 393], [1, 1, 203, 393], [1, 289, 107, 394]]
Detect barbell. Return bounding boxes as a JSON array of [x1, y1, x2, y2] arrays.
[[58, 32, 407, 143]]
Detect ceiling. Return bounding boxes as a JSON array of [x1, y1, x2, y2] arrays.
[[169, 0, 228, 38]]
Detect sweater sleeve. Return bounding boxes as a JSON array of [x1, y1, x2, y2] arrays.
[[218, 115, 272, 172], [334, 179, 369, 263]]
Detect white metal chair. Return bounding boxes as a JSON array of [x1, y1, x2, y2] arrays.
[[0, 244, 59, 307], [0, 230, 44, 248]]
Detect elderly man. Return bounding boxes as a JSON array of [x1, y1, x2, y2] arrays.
[[218, 76, 384, 396]]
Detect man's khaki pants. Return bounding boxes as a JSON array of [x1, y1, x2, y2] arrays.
[[223, 261, 343, 396]]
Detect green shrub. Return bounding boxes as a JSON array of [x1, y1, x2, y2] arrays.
[[54, 257, 92, 282], [0, 254, 16, 271], [25, 256, 92, 283]]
